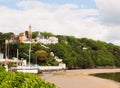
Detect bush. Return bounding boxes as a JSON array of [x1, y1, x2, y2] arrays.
[[0, 65, 56, 88]]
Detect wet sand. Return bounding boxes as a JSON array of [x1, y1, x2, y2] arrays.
[[45, 69, 120, 88]]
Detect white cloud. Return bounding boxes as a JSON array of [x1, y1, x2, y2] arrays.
[[95, 0, 120, 26], [95, 0, 120, 45], [0, 0, 108, 42]]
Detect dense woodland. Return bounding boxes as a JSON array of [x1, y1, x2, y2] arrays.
[[0, 32, 120, 69]]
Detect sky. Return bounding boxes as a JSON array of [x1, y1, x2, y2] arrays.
[[0, 0, 120, 45]]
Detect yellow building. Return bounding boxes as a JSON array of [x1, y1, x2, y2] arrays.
[[19, 25, 32, 43], [18, 33, 27, 43]]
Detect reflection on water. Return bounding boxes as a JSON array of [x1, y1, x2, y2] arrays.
[[92, 72, 120, 82]]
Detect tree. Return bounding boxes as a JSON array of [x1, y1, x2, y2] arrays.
[[32, 32, 39, 38], [18, 43, 29, 60], [40, 32, 54, 38], [1, 32, 15, 40], [94, 50, 115, 66], [49, 43, 65, 58], [34, 50, 48, 65]]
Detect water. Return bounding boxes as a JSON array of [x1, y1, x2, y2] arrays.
[[92, 72, 120, 82]]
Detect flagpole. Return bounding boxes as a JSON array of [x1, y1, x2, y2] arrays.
[[17, 49, 19, 66], [29, 41, 31, 66], [5, 40, 8, 60], [28, 25, 32, 66]]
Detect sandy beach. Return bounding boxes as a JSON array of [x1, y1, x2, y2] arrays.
[[44, 69, 120, 88]]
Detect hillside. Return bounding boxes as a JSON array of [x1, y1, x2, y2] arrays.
[[50, 36, 120, 69], [0, 32, 120, 69]]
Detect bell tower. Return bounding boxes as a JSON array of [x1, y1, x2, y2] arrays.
[[28, 25, 32, 41]]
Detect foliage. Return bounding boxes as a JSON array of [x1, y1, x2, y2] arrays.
[[0, 65, 56, 88], [34, 50, 48, 65], [40, 32, 54, 38], [49, 36, 120, 69], [32, 31, 39, 38], [34, 50, 48, 61]]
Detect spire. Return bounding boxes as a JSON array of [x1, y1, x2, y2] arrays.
[[29, 25, 31, 29], [29, 25, 32, 35]]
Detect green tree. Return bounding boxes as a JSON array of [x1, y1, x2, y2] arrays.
[[49, 43, 65, 58], [34, 50, 48, 61], [40, 32, 54, 38], [32, 32, 39, 38], [95, 50, 115, 66], [34, 50, 48, 65]]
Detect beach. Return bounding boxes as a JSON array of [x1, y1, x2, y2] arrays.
[[44, 69, 120, 88]]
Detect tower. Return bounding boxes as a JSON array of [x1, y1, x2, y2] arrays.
[[28, 25, 32, 41]]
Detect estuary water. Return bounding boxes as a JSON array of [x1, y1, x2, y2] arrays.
[[93, 72, 120, 82]]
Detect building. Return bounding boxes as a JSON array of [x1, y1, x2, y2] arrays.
[[18, 33, 27, 43], [18, 25, 32, 43], [18, 25, 59, 44], [36, 32, 58, 44]]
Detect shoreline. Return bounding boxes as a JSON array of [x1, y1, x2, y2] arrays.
[[45, 69, 120, 88]]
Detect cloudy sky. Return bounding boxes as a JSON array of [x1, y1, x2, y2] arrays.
[[0, 0, 120, 45]]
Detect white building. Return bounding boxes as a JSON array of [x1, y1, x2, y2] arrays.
[[48, 37, 58, 44], [54, 56, 62, 62], [36, 32, 58, 44]]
